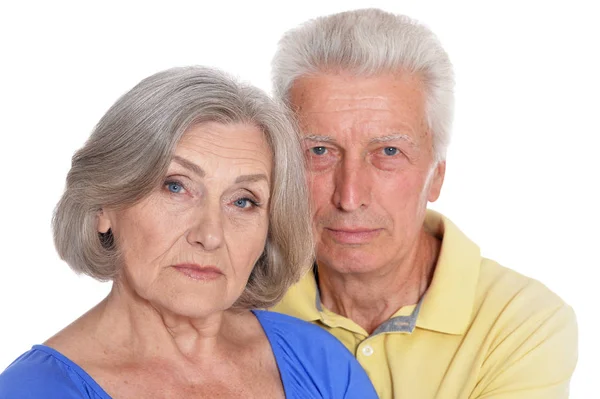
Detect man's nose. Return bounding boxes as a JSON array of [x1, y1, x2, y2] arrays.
[[332, 158, 371, 211]]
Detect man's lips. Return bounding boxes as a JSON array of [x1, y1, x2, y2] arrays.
[[324, 228, 382, 244], [172, 263, 223, 281]]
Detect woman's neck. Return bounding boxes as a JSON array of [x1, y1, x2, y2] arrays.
[[45, 278, 254, 370]]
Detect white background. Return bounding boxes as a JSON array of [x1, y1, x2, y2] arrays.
[[0, 0, 598, 396]]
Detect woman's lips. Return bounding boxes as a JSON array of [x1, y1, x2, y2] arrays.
[[172, 264, 223, 281]]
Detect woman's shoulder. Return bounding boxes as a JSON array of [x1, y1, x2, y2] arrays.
[[254, 309, 337, 338], [254, 309, 352, 352], [253, 310, 378, 398], [0, 345, 109, 399]]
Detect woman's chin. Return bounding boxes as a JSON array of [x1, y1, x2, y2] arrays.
[[151, 289, 240, 320]]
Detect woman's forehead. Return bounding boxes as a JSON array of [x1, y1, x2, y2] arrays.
[[172, 122, 273, 180]]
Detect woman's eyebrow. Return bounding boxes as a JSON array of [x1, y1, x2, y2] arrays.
[[235, 174, 269, 184], [172, 155, 205, 177]]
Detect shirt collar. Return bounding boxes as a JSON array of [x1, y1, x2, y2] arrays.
[[278, 266, 322, 322], [415, 210, 481, 335]]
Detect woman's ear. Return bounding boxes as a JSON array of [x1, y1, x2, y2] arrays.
[[97, 208, 112, 234]]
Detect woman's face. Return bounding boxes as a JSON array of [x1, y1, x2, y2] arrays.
[[97, 122, 272, 318]]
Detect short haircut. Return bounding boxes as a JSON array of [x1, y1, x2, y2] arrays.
[[272, 8, 455, 161], [53, 66, 313, 309]]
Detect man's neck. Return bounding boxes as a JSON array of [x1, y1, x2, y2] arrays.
[[318, 229, 441, 334]]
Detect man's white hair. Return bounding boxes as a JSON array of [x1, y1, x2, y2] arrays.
[[272, 8, 454, 161]]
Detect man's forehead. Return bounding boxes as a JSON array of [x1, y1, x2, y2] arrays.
[[290, 71, 425, 98], [298, 96, 404, 114], [290, 73, 427, 118]]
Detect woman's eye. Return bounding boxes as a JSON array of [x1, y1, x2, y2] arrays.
[[165, 181, 184, 193], [311, 146, 327, 156], [383, 147, 399, 156], [233, 198, 256, 209]]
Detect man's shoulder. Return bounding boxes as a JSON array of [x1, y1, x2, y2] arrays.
[[473, 258, 577, 363], [464, 261, 578, 397], [477, 258, 571, 317]]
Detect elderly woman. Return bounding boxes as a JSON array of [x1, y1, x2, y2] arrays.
[[0, 67, 377, 398]]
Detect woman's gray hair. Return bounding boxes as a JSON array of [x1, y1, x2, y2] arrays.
[[53, 66, 313, 309], [272, 8, 454, 161]]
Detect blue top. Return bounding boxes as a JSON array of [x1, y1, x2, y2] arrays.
[[0, 310, 377, 398]]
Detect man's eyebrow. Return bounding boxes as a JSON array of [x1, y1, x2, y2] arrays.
[[303, 134, 335, 143], [235, 174, 269, 184], [370, 134, 417, 147], [303, 133, 417, 147], [172, 155, 205, 177]]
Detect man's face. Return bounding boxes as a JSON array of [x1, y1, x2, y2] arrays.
[[289, 72, 445, 275]]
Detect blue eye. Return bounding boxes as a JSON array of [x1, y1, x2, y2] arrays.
[[311, 146, 327, 155], [383, 147, 399, 156], [234, 198, 256, 208], [166, 181, 183, 193]]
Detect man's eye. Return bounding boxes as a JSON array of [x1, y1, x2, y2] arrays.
[[383, 147, 399, 156], [311, 146, 327, 156]]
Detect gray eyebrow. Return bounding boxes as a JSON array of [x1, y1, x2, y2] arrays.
[[235, 174, 269, 184], [172, 155, 205, 177], [303, 134, 335, 143], [173, 156, 268, 185], [369, 134, 416, 146], [303, 133, 417, 147]]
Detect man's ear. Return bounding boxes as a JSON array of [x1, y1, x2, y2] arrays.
[[97, 208, 112, 234], [427, 160, 446, 203]]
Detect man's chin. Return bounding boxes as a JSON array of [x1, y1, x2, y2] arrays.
[[316, 248, 387, 275]]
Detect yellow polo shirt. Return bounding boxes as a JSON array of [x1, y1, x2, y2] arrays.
[[272, 211, 578, 399]]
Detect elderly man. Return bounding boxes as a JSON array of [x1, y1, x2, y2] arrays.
[[271, 8, 578, 399]]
